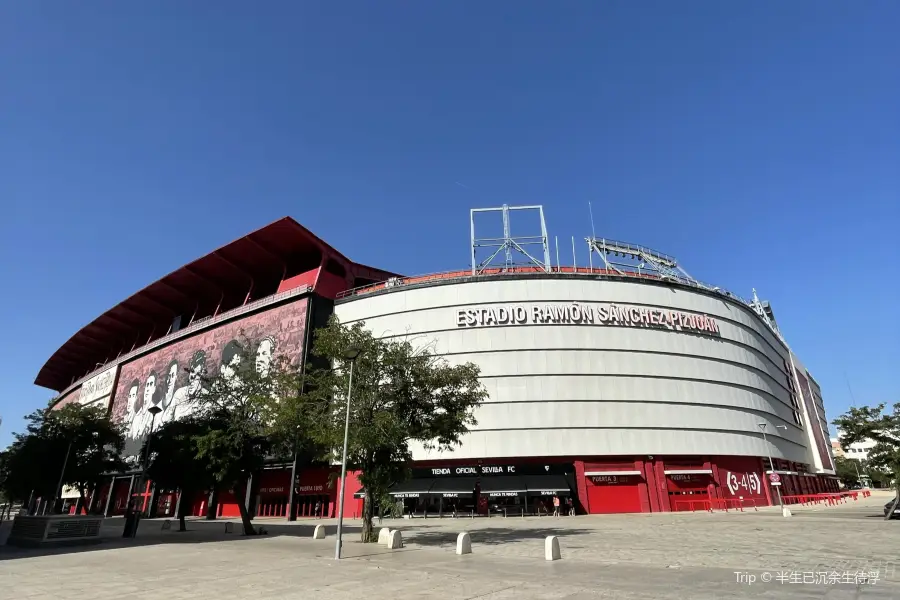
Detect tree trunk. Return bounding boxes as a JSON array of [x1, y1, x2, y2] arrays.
[[235, 477, 256, 536], [205, 489, 218, 520], [76, 486, 88, 515], [287, 450, 299, 522], [360, 491, 376, 543], [177, 491, 189, 532], [886, 472, 900, 521]]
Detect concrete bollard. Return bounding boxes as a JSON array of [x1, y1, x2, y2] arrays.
[[456, 532, 472, 555], [781, 506, 793, 518], [387, 529, 403, 549], [313, 524, 326, 539], [544, 536, 561, 561], [378, 528, 392, 545]]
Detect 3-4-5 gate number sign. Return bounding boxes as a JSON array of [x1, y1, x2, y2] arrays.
[[726, 472, 761, 496]]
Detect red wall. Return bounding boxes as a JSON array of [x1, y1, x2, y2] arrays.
[[715, 456, 767, 503], [277, 269, 319, 294], [315, 270, 351, 300]]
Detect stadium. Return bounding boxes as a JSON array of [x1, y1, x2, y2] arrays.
[[38, 206, 838, 518]]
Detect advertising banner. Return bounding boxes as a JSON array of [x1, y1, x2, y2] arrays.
[[110, 298, 309, 458], [79, 365, 118, 409]]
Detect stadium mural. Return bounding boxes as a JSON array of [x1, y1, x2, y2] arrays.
[[54, 387, 81, 409], [109, 298, 309, 458]]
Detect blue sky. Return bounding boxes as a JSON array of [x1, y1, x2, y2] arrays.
[[1, 2, 897, 446]]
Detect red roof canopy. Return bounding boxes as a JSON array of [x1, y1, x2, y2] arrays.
[[35, 217, 397, 392]]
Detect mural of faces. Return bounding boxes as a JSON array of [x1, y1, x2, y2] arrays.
[[220, 340, 244, 381], [144, 371, 158, 408], [127, 382, 139, 416], [109, 298, 309, 458], [165, 361, 178, 404], [255, 336, 276, 377], [187, 350, 207, 395]]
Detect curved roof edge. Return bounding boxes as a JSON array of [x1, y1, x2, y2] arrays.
[[36, 217, 398, 392]]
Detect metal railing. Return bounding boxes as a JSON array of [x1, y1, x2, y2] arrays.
[[337, 263, 751, 307], [53, 285, 312, 402]]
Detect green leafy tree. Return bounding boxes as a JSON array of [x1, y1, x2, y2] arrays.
[[55, 404, 127, 511], [833, 456, 863, 488], [263, 355, 332, 521], [834, 403, 900, 520], [0, 405, 125, 513], [191, 337, 275, 535], [307, 317, 487, 543], [143, 416, 216, 531], [0, 414, 64, 507]]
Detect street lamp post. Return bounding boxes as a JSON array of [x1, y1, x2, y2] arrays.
[[759, 423, 790, 517], [850, 458, 863, 487], [53, 430, 101, 514], [53, 440, 73, 514], [335, 346, 361, 560]]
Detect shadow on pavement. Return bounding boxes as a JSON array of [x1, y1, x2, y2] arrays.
[[0, 516, 364, 562], [397, 525, 596, 550]]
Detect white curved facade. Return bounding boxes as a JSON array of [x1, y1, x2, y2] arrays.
[[334, 276, 812, 465]]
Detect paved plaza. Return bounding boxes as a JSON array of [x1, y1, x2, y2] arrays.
[[1, 491, 898, 599]]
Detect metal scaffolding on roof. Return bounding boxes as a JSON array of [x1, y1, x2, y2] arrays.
[[470, 205, 551, 275], [585, 237, 703, 287]]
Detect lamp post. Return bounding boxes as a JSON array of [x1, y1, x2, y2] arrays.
[[53, 440, 73, 514], [52, 429, 100, 514], [851, 459, 863, 488], [335, 345, 361, 560], [759, 423, 790, 517], [132, 405, 162, 537]]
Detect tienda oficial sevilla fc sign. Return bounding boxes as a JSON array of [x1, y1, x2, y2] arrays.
[[456, 302, 720, 336]]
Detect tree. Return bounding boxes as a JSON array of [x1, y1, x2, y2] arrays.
[[833, 403, 900, 520], [307, 317, 487, 543], [833, 456, 863, 488], [263, 355, 332, 521], [143, 416, 216, 531], [191, 337, 276, 535], [0, 416, 63, 508], [54, 404, 127, 512], [0, 405, 125, 513]]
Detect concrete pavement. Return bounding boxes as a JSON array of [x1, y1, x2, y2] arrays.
[[1, 491, 897, 599]]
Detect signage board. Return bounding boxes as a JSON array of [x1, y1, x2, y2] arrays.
[[768, 473, 781, 484], [79, 366, 118, 407], [456, 302, 719, 336], [667, 473, 709, 482], [414, 463, 572, 479], [296, 484, 325, 493], [725, 472, 762, 496]]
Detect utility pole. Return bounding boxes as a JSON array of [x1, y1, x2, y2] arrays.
[[759, 423, 792, 517]]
